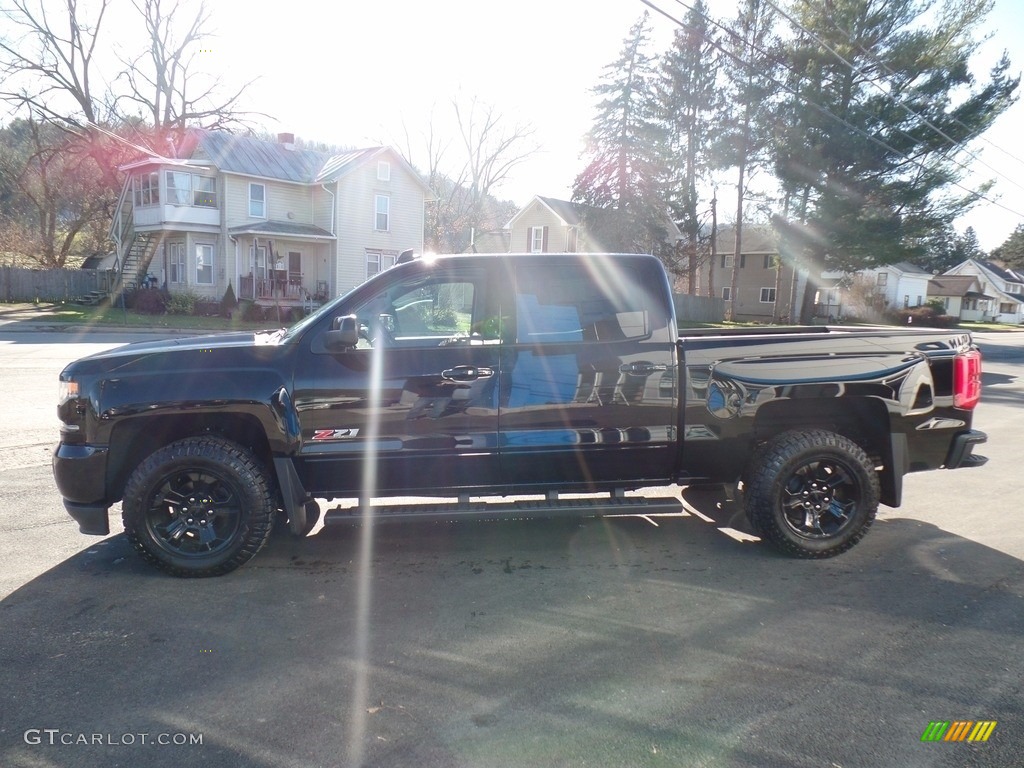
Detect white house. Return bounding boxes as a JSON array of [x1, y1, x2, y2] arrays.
[[942, 258, 1024, 324], [111, 130, 432, 307], [865, 261, 933, 310]]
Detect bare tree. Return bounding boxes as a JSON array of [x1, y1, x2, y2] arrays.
[[0, 115, 114, 267], [115, 0, 257, 146], [0, 0, 113, 130], [390, 97, 535, 253], [0, 0, 259, 263], [453, 96, 537, 235]]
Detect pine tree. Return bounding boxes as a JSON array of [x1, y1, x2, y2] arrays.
[[573, 13, 669, 260], [773, 0, 1018, 319], [715, 0, 781, 320], [991, 224, 1024, 268], [656, 0, 721, 293]]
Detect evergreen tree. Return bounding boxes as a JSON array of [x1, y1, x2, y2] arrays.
[[715, 0, 781, 320], [772, 0, 1017, 318], [573, 13, 670, 260], [990, 224, 1024, 268], [656, 0, 721, 293]]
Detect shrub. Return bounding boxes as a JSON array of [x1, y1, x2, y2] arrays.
[[220, 282, 238, 317], [134, 288, 169, 315], [891, 306, 958, 328], [166, 291, 200, 315], [194, 300, 221, 317], [241, 301, 265, 322]]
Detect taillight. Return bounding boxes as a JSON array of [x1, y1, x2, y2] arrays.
[[953, 349, 982, 409]]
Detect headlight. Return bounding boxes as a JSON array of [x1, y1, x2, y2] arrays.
[[59, 379, 80, 405]]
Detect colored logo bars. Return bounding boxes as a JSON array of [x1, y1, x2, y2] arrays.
[[921, 721, 997, 743]]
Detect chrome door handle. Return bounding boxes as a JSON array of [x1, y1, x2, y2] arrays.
[[442, 366, 494, 381]]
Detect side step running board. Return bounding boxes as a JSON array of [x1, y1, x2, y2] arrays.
[[323, 493, 682, 526]]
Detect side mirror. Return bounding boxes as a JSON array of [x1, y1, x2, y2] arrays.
[[324, 314, 359, 351]]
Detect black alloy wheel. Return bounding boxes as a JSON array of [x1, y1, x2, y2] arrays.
[[744, 429, 880, 558]]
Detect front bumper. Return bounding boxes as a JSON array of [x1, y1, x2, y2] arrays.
[[53, 442, 111, 535], [945, 429, 988, 469]]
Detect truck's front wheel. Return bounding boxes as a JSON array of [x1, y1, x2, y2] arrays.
[[122, 437, 275, 577], [744, 430, 879, 558]]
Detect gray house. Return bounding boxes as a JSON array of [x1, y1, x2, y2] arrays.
[[112, 130, 432, 306]]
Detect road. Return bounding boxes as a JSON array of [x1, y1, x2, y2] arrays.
[[0, 328, 1021, 768]]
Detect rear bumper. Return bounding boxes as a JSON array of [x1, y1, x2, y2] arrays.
[[53, 442, 111, 535], [945, 430, 988, 469]]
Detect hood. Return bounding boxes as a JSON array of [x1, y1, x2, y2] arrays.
[[61, 329, 287, 377]]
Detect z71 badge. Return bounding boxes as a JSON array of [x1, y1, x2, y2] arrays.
[[311, 428, 360, 440]]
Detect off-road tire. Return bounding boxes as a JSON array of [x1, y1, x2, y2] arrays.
[[122, 437, 275, 577], [744, 429, 879, 558]]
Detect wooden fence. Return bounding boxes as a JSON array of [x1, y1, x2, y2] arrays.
[[0, 266, 115, 303], [673, 293, 725, 324]]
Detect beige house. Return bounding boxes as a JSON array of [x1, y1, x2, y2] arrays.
[[709, 227, 803, 322], [503, 196, 596, 253], [477, 195, 682, 256], [927, 275, 994, 321], [111, 130, 432, 306]]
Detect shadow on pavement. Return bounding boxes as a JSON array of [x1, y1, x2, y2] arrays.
[[2, 489, 1022, 768]]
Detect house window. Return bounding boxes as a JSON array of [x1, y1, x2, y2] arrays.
[[249, 183, 266, 218], [876, 273, 888, 286], [165, 171, 191, 205], [763, 254, 772, 269], [740, 254, 747, 269], [721, 254, 734, 269], [195, 243, 214, 285], [916, 295, 922, 307], [721, 287, 732, 301], [760, 287, 777, 303], [377, 161, 391, 181], [1000, 302, 1015, 314], [375, 195, 390, 231], [903, 295, 910, 308], [565, 227, 578, 253], [530, 226, 545, 253], [366, 249, 397, 278], [193, 176, 216, 207], [132, 172, 160, 207], [168, 242, 186, 284], [164, 172, 216, 207]]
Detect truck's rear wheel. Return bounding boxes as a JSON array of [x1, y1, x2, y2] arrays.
[[122, 437, 275, 577], [744, 430, 879, 558]]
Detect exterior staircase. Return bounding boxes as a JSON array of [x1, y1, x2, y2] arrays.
[[110, 183, 159, 300]]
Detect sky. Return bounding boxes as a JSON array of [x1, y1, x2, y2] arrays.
[[81, 0, 1024, 251]]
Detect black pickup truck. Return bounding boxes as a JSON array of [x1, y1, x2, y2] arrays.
[[53, 252, 987, 576]]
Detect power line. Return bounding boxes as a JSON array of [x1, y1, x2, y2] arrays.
[[761, 0, 1024, 197], [638, 0, 1024, 220], [822, 13, 1024, 173]]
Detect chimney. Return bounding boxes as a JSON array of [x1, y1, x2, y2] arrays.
[[277, 132, 295, 151]]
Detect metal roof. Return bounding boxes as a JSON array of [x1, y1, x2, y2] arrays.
[[194, 131, 329, 182]]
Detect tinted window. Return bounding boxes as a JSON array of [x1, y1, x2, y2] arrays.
[[513, 264, 650, 343]]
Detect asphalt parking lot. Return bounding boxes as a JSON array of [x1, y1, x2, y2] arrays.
[[1, 326, 1021, 768]]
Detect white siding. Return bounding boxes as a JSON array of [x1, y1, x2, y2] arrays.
[[334, 152, 425, 295], [223, 175, 314, 228]]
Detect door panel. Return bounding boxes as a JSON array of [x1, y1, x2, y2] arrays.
[[293, 267, 502, 496], [498, 259, 677, 490]]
